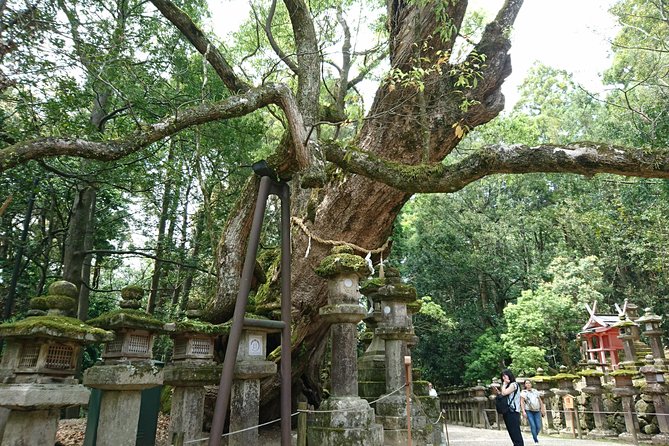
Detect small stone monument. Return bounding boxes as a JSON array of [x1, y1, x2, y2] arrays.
[[164, 301, 226, 444], [362, 267, 430, 445], [639, 355, 669, 444], [229, 317, 282, 446], [533, 368, 558, 434], [552, 366, 579, 434], [83, 285, 165, 446], [0, 280, 112, 446], [358, 292, 386, 403], [307, 246, 384, 445]]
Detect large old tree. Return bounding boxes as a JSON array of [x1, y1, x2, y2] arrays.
[[3, 0, 669, 412]]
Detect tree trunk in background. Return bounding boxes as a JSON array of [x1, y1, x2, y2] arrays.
[[172, 181, 191, 306], [77, 192, 96, 321], [147, 144, 175, 314], [3, 178, 38, 320], [62, 184, 96, 305], [179, 208, 205, 311]]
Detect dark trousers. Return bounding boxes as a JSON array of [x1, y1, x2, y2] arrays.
[[503, 411, 524, 446]]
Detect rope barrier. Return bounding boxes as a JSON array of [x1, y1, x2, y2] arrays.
[[291, 216, 391, 255], [183, 412, 300, 445], [298, 384, 407, 414]]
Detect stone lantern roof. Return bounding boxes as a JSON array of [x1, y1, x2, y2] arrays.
[[0, 280, 112, 383], [315, 245, 370, 278], [87, 286, 164, 332], [360, 267, 417, 302], [0, 280, 112, 343], [86, 286, 164, 363]]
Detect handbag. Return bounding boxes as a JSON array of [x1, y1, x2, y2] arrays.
[[495, 383, 518, 414]]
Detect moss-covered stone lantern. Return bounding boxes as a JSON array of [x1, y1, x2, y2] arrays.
[[637, 308, 666, 365], [0, 280, 112, 383], [613, 314, 640, 369], [0, 280, 112, 446], [86, 285, 164, 363], [83, 285, 165, 446], [307, 246, 384, 446], [163, 301, 227, 444]]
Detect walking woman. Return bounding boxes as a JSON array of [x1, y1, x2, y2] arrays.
[[493, 369, 524, 446], [521, 379, 546, 444]]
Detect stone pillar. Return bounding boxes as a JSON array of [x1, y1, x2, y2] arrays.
[[0, 280, 113, 446], [307, 246, 384, 445], [640, 355, 669, 444], [580, 362, 616, 438], [163, 302, 225, 444], [614, 314, 640, 369], [358, 299, 386, 403], [552, 367, 579, 435], [638, 309, 666, 367], [363, 267, 430, 445], [533, 369, 557, 434], [473, 382, 487, 428], [229, 319, 281, 446], [626, 302, 653, 359], [611, 366, 649, 442], [84, 286, 164, 446]]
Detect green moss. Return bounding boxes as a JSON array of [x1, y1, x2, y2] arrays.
[[610, 369, 639, 377], [29, 295, 76, 311], [87, 309, 164, 331], [48, 281, 77, 298], [578, 369, 604, 377], [553, 373, 580, 381], [175, 319, 228, 335], [315, 252, 368, 278], [0, 315, 113, 342], [121, 286, 144, 300]]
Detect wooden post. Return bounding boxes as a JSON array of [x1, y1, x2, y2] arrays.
[[297, 401, 307, 446], [405, 356, 412, 446]]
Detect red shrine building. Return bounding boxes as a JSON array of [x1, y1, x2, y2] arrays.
[[578, 302, 625, 369]]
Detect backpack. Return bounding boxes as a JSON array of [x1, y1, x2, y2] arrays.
[[495, 383, 518, 415]]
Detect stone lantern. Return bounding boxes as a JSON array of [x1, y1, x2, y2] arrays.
[[362, 267, 430, 445], [307, 246, 384, 446], [163, 301, 226, 444], [533, 368, 557, 433], [639, 354, 669, 444], [552, 366, 580, 434], [0, 280, 112, 446], [358, 293, 386, 403], [614, 315, 640, 369], [638, 308, 666, 366], [83, 286, 165, 446], [579, 360, 616, 438], [611, 365, 647, 442]]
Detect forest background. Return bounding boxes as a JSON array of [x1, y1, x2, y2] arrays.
[[1, 0, 668, 397]]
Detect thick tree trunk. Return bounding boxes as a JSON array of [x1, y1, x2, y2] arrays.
[[62, 184, 95, 300]]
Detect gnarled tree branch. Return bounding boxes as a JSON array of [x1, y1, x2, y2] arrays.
[[324, 142, 669, 193], [0, 84, 307, 172], [149, 0, 250, 93]]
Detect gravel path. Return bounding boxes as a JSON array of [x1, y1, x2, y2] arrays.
[[445, 424, 634, 445]]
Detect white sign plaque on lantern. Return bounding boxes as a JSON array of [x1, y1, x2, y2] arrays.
[[248, 335, 263, 356]]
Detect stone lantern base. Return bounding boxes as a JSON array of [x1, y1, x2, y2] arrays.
[[375, 394, 432, 445], [0, 383, 90, 446], [307, 397, 384, 446]]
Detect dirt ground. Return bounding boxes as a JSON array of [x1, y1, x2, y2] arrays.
[[55, 415, 291, 446]]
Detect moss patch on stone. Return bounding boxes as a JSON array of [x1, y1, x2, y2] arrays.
[[0, 315, 112, 342], [315, 252, 369, 278], [610, 368, 639, 377], [175, 319, 228, 335], [30, 295, 76, 311], [87, 309, 164, 331], [578, 369, 604, 377]]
